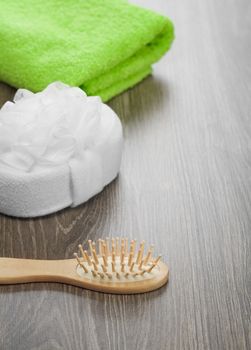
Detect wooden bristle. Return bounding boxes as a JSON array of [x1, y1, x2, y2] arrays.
[[130, 262, 135, 272], [106, 237, 110, 255], [147, 264, 156, 273], [111, 239, 115, 256], [116, 272, 120, 279], [136, 246, 141, 264], [101, 264, 107, 273], [102, 242, 108, 259], [136, 241, 145, 264], [98, 239, 103, 256], [125, 238, 128, 256], [78, 244, 85, 261], [138, 260, 144, 270], [98, 272, 104, 279], [128, 252, 133, 266], [88, 240, 93, 254], [84, 250, 92, 266], [92, 260, 98, 271], [81, 264, 88, 273], [129, 240, 134, 256], [111, 262, 115, 272], [139, 241, 145, 263], [102, 255, 108, 267], [92, 243, 99, 265], [143, 245, 154, 265], [154, 255, 162, 265], [132, 240, 137, 256], [121, 251, 125, 264], [121, 263, 125, 272], [128, 240, 134, 266], [91, 270, 97, 277], [74, 253, 82, 265], [121, 239, 125, 254], [116, 237, 119, 255]]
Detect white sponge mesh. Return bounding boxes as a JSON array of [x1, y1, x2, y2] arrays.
[[0, 82, 123, 217]]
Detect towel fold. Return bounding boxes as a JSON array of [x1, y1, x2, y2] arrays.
[[0, 0, 174, 101]]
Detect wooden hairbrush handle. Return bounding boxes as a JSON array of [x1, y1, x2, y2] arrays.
[[0, 258, 77, 285]]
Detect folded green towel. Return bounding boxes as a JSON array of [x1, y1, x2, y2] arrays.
[[0, 0, 174, 101]]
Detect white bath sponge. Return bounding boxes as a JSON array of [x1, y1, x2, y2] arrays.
[[0, 82, 123, 217]]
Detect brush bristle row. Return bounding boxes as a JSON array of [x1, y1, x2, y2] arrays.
[[74, 238, 161, 280]]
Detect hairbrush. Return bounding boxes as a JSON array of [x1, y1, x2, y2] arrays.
[[0, 238, 169, 294]]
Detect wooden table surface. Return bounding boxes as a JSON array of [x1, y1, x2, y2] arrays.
[[0, 0, 250, 349]]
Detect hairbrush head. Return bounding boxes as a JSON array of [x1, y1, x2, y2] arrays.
[[73, 237, 169, 294]]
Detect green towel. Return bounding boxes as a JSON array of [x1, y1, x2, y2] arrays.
[[0, 0, 174, 101]]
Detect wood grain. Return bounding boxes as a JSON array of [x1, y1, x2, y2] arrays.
[[0, 0, 251, 349]]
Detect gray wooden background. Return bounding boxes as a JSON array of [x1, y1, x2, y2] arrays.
[[0, 0, 250, 349]]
